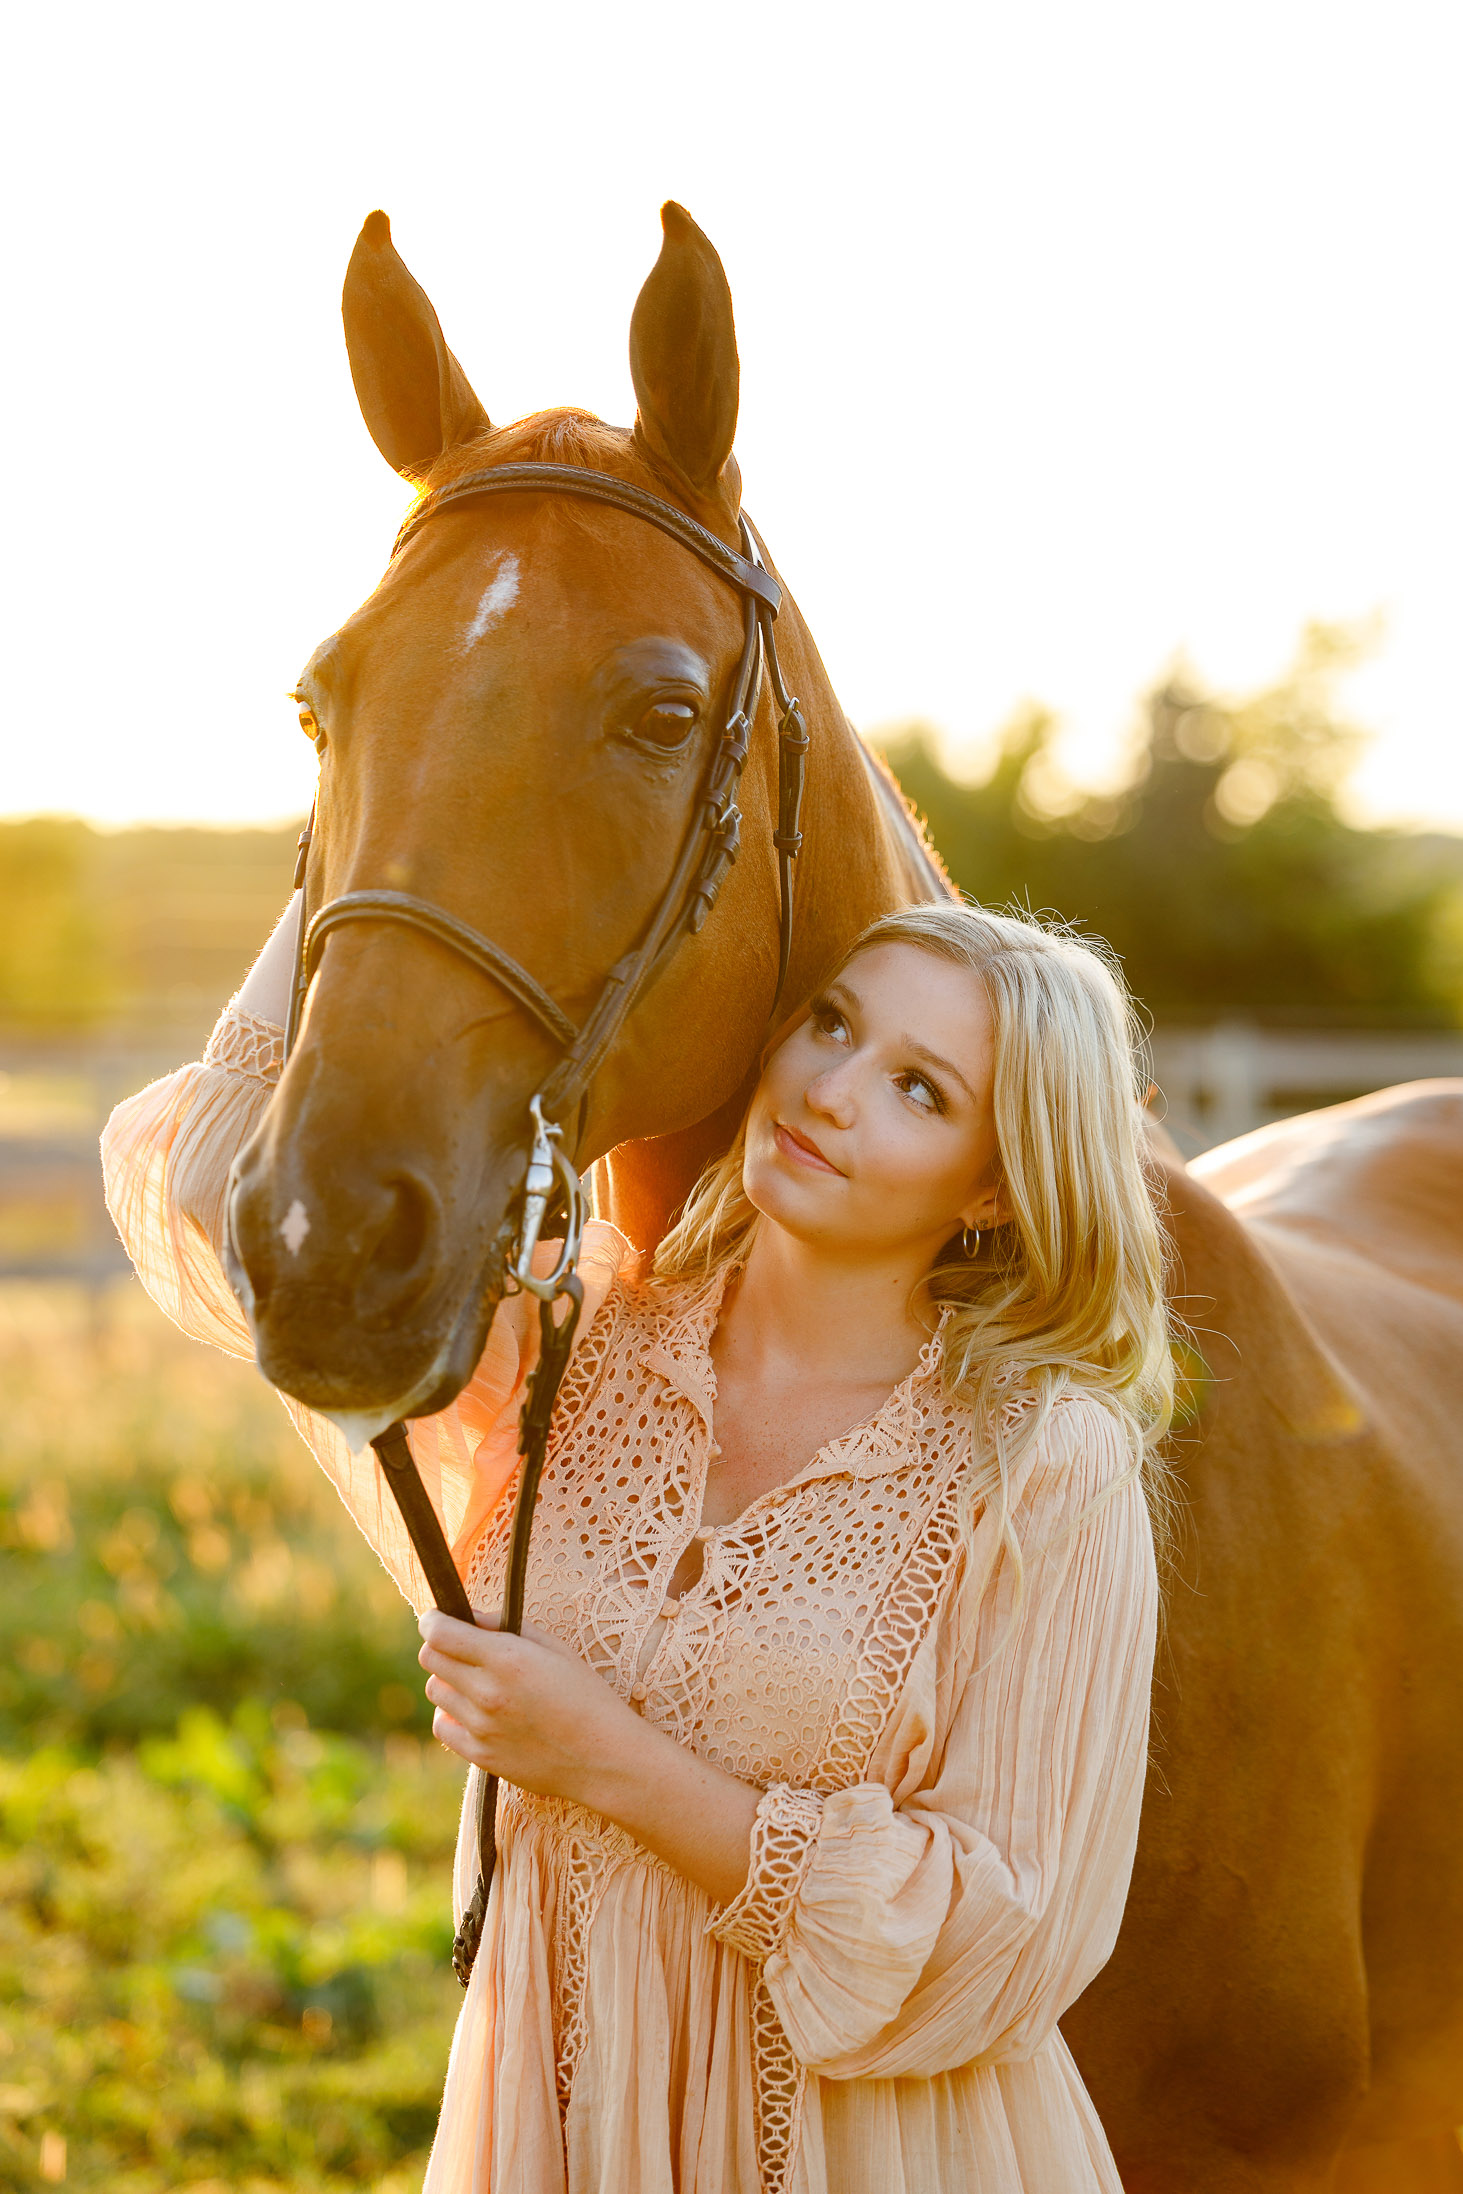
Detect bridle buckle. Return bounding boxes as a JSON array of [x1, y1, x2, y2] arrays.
[[511, 1093, 586, 1302]]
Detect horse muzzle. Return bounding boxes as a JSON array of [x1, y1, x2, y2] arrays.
[[224, 1107, 518, 1420]]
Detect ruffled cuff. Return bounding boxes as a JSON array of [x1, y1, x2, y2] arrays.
[[202, 1003, 285, 1083], [706, 1784, 824, 1962], [100, 1005, 289, 1363]]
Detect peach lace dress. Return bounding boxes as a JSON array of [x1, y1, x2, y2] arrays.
[[102, 1000, 1158, 2194]]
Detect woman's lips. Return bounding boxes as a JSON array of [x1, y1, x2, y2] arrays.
[[774, 1121, 843, 1175]]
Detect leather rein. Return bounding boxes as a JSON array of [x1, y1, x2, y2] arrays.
[[279, 463, 808, 1984]]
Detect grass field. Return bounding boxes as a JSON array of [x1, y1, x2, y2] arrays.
[[0, 1281, 466, 2192]]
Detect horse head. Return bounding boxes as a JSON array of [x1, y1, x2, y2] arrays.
[[226, 204, 932, 1429]]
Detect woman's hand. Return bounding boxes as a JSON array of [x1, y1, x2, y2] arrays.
[[417, 1609, 644, 1806], [416, 1606, 763, 1905]]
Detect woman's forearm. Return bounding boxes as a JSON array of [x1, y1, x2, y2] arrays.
[[576, 1715, 761, 1906], [235, 893, 303, 1025]]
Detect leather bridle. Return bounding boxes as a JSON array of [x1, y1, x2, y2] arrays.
[[278, 462, 809, 1983]]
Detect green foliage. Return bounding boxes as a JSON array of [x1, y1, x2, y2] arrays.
[[881, 626, 1463, 1026], [0, 1722, 459, 2192], [0, 1286, 434, 1748], [0, 1282, 466, 2190]]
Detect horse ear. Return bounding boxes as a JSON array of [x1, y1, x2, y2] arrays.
[[630, 203, 740, 505], [341, 211, 490, 482]]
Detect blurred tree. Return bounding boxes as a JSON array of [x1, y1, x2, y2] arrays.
[[3, 638, 1460, 1036], [880, 624, 1463, 1026], [0, 818, 116, 1027], [0, 818, 297, 1037]]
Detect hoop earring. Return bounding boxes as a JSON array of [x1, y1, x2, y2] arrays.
[[962, 1224, 981, 1258]]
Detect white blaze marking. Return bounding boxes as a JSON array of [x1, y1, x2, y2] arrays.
[[280, 1199, 311, 1256], [461, 551, 520, 652]]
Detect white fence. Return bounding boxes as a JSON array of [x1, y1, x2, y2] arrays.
[[0, 1032, 202, 1284], [1149, 1024, 1463, 1155], [3, 1025, 1463, 1279]]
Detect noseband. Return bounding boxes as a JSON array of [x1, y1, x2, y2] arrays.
[[280, 463, 809, 1983]]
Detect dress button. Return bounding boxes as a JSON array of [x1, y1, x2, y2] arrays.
[[694, 1524, 715, 1543], [631, 1682, 648, 1701], [708, 1442, 723, 1458]]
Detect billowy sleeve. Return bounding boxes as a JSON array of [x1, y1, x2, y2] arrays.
[[706, 1392, 1157, 2076], [100, 998, 629, 1610]]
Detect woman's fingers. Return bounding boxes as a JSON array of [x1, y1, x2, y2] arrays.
[[418, 1637, 498, 1688], [430, 1703, 487, 1767], [424, 1670, 490, 1734], [418, 1609, 493, 1662], [417, 1606, 564, 1656], [413, 1609, 634, 1803]]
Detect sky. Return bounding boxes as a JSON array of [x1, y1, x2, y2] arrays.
[[5, 0, 1461, 832]]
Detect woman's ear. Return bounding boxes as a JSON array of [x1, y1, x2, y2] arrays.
[[959, 1178, 1011, 1233]]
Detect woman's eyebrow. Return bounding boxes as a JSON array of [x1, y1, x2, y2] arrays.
[[830, 980, 978, 1105]]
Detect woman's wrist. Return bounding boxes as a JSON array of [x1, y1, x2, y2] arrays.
[[576, 1712, 761, 1907], [570, 1705, 675, 1822]]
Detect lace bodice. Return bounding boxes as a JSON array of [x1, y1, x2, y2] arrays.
[[465, 1267, 971, 1793]]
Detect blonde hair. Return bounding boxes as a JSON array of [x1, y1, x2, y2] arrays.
[[655, 900, 1175, 1573]]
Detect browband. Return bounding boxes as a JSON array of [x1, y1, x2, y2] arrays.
[[391, 462, 784, 616]]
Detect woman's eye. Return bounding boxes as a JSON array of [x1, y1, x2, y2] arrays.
[[635, 700, 697, 749], [897, 1072, 942, 1114], [810, 1002, 848, 1042]]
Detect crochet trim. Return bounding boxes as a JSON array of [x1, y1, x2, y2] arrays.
[[707, 1784, 824, 1963], [202, 1004, 284, 1084]]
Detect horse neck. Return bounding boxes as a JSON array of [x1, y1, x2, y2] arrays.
[[597, 586, 934, 1263], [781, 594, 946, 986]]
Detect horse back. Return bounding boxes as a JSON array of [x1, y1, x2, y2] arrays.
[[1193, 1078, 1463, 1308]]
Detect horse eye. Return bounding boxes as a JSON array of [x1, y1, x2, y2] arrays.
[[298, 706, 323, 747], [636, 700, 697, 748]]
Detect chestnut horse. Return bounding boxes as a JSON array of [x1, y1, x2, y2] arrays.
[[226, 206, 1463, 2190]]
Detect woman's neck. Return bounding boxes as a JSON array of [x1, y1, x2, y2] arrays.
[[716, 1223, 936, 1391]]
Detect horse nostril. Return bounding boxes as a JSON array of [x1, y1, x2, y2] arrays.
[[373, 1170, 440, 1285], [228, 1144, 448, 1338]]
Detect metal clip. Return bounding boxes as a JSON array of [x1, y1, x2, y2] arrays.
[[512, 1094, 586, 1301]]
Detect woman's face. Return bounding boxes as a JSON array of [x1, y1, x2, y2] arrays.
[[743, 942, 1004, 1264]]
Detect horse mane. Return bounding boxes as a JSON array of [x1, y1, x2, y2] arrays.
[[425, 409, 637, 492], [410, 410, 690, 558]]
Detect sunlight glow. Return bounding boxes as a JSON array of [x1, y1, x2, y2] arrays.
[[4, 0, 1460, 833]]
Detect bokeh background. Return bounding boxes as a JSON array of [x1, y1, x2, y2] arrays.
[[4, 0, 1463, 2186]]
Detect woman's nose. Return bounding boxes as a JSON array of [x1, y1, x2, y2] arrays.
[[805, 1067, 856, 1127]]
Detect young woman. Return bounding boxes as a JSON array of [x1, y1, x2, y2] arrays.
[[103, 899, 1171, 2194]]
